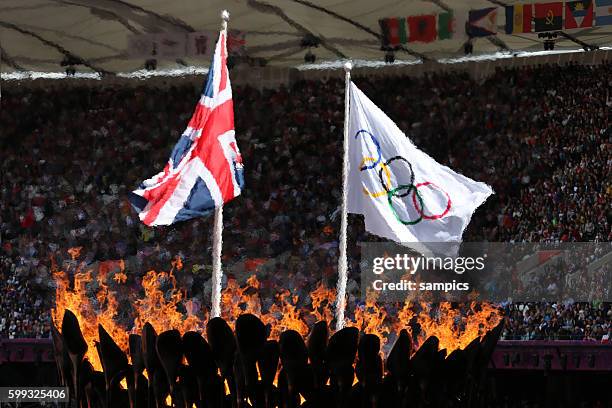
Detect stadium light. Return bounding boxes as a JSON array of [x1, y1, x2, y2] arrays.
[[60, 55, 83, 67], [538, 32, 558, 51], [304, 50, 316, 64], [301, 34, 319, 64], [544, 40, 555, 51], [384, 50, 395, 64], [464, 41, 473, 55], [300, 34, 320, 48], [60, 55, 81, 76], [145, 59, 157, 71]]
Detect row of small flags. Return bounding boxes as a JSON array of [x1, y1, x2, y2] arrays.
[[379, 13, 456, 43], [506, 0, 610, 33], [380, 0, 611, 45]]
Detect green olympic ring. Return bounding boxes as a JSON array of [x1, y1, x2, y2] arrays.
[[387, 184, 424, 225]]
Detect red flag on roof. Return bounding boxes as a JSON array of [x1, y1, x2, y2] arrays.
[[407, 15, 437, 43]]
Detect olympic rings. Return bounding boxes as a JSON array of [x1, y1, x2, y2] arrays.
[[411, 181, 452, 220], [387, 184, 423, 225], [354, 129, 382, 170], [355, 130, 452, 224], [360, 157, 391, 198]]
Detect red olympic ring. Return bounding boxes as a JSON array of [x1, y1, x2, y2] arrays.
[[411, 181, 452, 220]]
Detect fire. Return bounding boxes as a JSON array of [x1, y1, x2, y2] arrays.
[[52, 253, 206, 370], [350, 291, 391, 339], [53, 249, 503, 373], [220, 275, 332, 338], [113, 269, 127, 284], [132, 264, 207, 335], [256, 361, 262, 381], [382, 301, 503, 353], [51, 257, 129, 371], [262, 289, 309, 338], [309, 283, 335, 322], [221, 275, 262, 324], [67, 247, 82, 260]]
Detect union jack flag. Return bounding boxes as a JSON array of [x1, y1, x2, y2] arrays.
[[129, 30, 244, 226]]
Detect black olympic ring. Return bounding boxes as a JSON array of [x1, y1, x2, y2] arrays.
[[378, 156, 415, 198]]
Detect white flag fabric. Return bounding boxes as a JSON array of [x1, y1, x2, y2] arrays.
[[346, 82, 493, 244]]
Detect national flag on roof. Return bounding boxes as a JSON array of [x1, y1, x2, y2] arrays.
[[565, 0, 594, 28], [468, 7, 498, 37], [505, 4, 533, 34], [595, 0, 612, 26], [407, 14, 437, 43], [438, 12, 455, 40], [129, 29, 244, 226], [379, 18, 408, 47], [534, 2, 563, 32]]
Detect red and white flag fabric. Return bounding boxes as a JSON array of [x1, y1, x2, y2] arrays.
[[346, 82, 492, 244], [130, 30, 244, 226]]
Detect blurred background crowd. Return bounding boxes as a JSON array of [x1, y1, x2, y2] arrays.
[[0, 61, 610, 341]]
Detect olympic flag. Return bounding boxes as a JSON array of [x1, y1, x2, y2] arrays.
[[346, 81, 493, 244]]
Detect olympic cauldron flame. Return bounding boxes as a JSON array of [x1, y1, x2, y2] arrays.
[[52, 249, 503, 407]]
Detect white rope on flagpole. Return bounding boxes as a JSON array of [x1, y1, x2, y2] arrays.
[[211, 9, 230, 319], [211, 206, 223, 318], [335, 61, 352, 331]]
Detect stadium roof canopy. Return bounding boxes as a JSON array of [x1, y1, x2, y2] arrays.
[[1, 0, 611, 74]]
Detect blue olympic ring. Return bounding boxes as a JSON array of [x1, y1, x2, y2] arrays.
[[354, 129, 381, 170]]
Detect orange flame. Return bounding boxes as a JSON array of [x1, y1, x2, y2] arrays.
[[67, 247, 82, 260], [53, 249, 503, 373], [52, 251, 207, 370], [262, 289, 309, 338], [132, 267, 206, 336], [51, 257, 129, 371]]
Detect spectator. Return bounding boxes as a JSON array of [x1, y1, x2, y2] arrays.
[[0, 61, 610, 340]]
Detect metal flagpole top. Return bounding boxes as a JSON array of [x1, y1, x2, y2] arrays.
[[221, 10, 229, 30]]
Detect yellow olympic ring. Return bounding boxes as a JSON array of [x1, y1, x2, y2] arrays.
[[360, 156, 391, 198]]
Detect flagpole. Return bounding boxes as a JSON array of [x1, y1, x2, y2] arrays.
[[335, 61, 352, 331], [211, 205, 223, 318], [211, 9, 230, 319]]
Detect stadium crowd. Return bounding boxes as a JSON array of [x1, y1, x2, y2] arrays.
[[0, 61, 610, 341]]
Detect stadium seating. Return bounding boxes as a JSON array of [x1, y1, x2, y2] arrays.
[[0, 61, 610, 341]]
